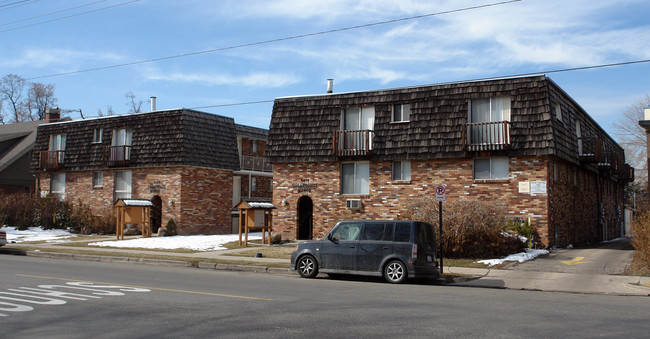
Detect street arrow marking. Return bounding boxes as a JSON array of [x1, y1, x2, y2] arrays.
[[561, 257, 588, 265]]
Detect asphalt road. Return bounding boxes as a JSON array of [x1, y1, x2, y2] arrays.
[[511, 238, 635, 275], [2, 255, 649, 338]]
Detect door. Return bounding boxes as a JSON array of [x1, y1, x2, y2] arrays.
[[297, 196, 313, 240], [321, 223, 361, 271], [150, 196, 162, 234], [357, 222, 393, 272]]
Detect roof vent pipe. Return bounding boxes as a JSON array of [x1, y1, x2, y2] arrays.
[[150, 96, 157, 112], [326, 79, 333, 94]]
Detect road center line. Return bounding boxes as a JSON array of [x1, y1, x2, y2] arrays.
[[16, 274, 272, 301]]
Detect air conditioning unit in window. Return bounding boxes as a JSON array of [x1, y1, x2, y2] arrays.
[[346, 199, 362, 210]]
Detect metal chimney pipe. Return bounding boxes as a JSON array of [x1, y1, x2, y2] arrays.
[[327, 79, 334, 94], [150, 96, 157, 112]]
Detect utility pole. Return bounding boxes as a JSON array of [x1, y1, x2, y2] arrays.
[[638, 106, 650, 196]]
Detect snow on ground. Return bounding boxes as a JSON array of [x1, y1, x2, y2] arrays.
[[1, 226, 78, 243], [88, 233, 263, 251], [476, 248, 549, 267]]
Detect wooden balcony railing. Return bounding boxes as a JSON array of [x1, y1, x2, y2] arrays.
[[39, 150, 64, 170], [104, 145, 132, 167], [462, 121, 510, 151], [241, 155, 272, 172], [333, 130, 374, 156], [578, 136, 603, 162]]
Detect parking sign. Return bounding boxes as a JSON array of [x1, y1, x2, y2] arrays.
[[435, 184, 446, 202]]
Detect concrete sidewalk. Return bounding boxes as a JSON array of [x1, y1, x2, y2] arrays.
[[2, 242, 649, 297]]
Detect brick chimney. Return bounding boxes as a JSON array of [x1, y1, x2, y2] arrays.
[[45, 107, 61, 123]]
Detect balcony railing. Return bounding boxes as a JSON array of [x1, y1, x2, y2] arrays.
[[462, 121, 510, 151], [104, 145, 132, 167], [241, 155, 272, 172], [39, 150, 64, 170], [333, 130, 374, 156], [578, 136, 603, 162]]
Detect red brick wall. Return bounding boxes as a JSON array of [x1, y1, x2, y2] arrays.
[[241, 138, 266, 157], [180, 167, 233, 234], [273, 156, 552, 245]]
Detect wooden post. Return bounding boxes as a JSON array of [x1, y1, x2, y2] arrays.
[[238, 209, 243, 245]]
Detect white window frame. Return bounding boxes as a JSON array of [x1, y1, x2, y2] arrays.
[[93, 171, 104, 188], [392, 161, 411, 181], [114, 170, 132, 202], [392, 104, 410, 123], [50, 172, 65, 200], [93, 128, 103, 144], [473, 157, 509, 180], [554, 103, 562, 122], [49, 134, 66, 163], [469, 96, 511, 123], [341, 161, 370, 195]]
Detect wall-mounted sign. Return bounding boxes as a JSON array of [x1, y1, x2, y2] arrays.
[[292, 179, 318, 193], [518, 181, 530, 193], [530, 181, 547, 194], [148, 181, 166, 194]]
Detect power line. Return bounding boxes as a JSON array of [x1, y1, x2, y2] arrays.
[[188, 59, 650, 110], [0, 0, 38, 11], [0, 0, 108, 27], [0, 0, 139, 33], [28, 0, 523, 80]]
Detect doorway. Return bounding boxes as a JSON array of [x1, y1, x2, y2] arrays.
[[150, 195, 162, 234], [297, 196, 313, 240]]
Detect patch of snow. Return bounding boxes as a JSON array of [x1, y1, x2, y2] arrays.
[[1, 226, 77, 243], [476, 248, 549, 267], [88, 233, 263, 251]]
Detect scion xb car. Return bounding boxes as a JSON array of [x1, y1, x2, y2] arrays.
[[291, 220, 439, 283]]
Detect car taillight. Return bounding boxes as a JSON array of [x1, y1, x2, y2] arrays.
[[411, 244, 418, 261]]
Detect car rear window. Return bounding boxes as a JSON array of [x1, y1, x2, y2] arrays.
[[417, 222, 435, 244], [394, 223, 411, 242], [362, 223, 385, 241]]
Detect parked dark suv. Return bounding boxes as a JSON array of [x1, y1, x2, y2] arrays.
[[290, 220, 439, 283]]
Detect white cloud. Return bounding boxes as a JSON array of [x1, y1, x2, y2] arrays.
[[0, 48, 123, 69], [147, 70, 301, 88]]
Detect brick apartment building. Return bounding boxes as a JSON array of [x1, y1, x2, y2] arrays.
[[32, 108, 272, 235], [266, 75, 633, 248]]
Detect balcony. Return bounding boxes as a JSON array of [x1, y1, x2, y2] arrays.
[[38, 150, 64, 170], [462, 121, 510, 152], [578, 136, 603, 163], [333, 130, 374, 157], [241, 155, 272, 172], [104, 145, 132, 167]]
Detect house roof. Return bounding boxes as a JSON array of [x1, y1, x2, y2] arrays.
[[266, 75, 624, 165], [32, 109, 263, 171], [0, 120, 45, 173]]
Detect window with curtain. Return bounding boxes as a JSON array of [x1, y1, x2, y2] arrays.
[[114, 170, 132, 201], [50, 172, 65, 199], [470, 96, 511, 144], [342, 107, 375, 151], [341, 162, 369, 195], [473, 157, 509, 180], [93, 172, 103, 188], [111, 128, 133, 161], [392, 161, 411, 181], [49, 134, 66, 163]]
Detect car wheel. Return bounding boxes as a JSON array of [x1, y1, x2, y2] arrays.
[[297, 255, 319, 278], [384, 260, 407, 284]]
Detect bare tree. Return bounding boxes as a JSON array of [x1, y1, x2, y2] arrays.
[[97, 105, 114, 117], [612, 94, 650, 187], [125, 91, 142, 113], [0, 74, 27, 123], [26, 82, 57, 121]]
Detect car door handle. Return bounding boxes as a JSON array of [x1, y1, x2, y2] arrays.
[[349, 246, 356, 249], [383, 247, 390, 249]]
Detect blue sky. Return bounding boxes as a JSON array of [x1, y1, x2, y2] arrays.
[[1, 0, 649, 138]]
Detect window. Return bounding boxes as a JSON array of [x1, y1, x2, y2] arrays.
[[343, 107, 375, 130], [394, 223, 411, 242], [392, 104, 410, 122], [114, 170, 132, 201], [362, 223, 386, 241], [110, 128, 133, 162], [250, 140, 258, 153], [470, 97, 511, 123], [576, 120, 583, 154], [341, 162, 369, 195], [251, 177, 258, 192], [473, 157, 509, 180], [93, 172, 103, 188], [49, 134, 66, 163], [93, 128, 103, 143], [392, 161, 411, 181], [50, 173, 65, 199], [554, 103, 562, 122], [330, 223, 362, 241]]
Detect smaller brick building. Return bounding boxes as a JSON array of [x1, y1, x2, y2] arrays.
[[267, 75, 633, 248], [32, 109, 271, 235]]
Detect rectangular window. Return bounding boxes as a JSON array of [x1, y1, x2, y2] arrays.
[[473, 157, 509, 180], [470, 97, 511, 123], [343, 107, 375, 131], [49, 134, 66, 163], [110, 128, 133, 162], [250, 140, 258, 153], [341, 162, 369, 195], [392, 161, 411, 181], [392, 104, 410, 122], [93, 128, 103, 143], [251, 177, 258, 192], [93, 172, 103, 188], [114, 170, 132, 202], [50, 172, 65, 200], [554, 103, 562, 122]]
